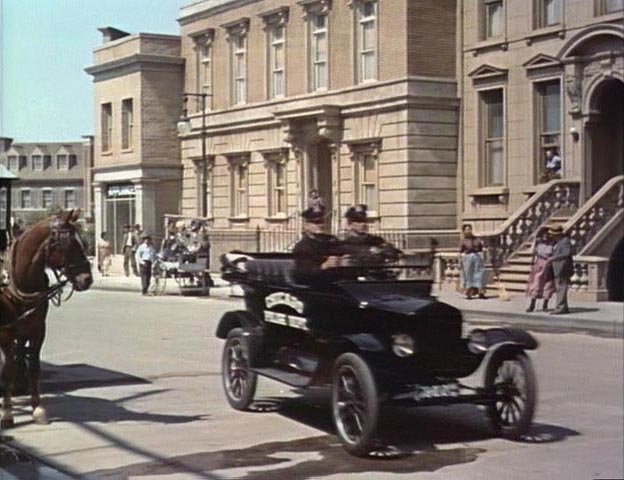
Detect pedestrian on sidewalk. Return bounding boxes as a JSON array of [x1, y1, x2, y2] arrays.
[[135, 234, 156, 295], [544, 225, 573, 315], [307, 189, 326, 213], [97, 232, 113, 276], [525, 227, 555, 312], [459, 224, 485, 300], [122, 225, 139, 277]]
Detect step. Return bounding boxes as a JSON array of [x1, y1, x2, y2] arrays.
[[507, 256, 534, 265], [500, 264, 532, 274], [498, 272, 531, 283]]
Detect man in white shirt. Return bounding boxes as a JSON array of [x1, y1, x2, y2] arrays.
[[135, 234, 157, 295], [122, 224, 138, 277]]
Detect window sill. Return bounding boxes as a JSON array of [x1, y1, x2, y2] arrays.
[[101, 151, 113, 157], [469, 37, 508, 56], [595, 11, 624, 21], [265, 214, 290, 223], [121, 148, 134, 154], [525, 25, 565, 45], [469, 186, 509, 204], [228, 215, 250, 223]]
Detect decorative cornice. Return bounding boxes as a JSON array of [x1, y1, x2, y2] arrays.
[[297, 0, 331, 18], [220, 17, 250, 37], [258, 6, 290, 26], [523, 53, 562, 71], [84, 54, 184, 76], [468, 64, 508, 82]]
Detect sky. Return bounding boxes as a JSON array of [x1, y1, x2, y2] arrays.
[[0, 0, 187, 142]]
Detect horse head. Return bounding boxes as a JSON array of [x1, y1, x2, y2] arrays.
[[42, 209, 93, 291]]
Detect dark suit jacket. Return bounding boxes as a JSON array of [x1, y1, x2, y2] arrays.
[[550, 236, 574, 279]]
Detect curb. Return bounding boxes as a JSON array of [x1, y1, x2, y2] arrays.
[[463, 309, 623, 338]]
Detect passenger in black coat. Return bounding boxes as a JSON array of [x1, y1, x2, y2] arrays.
[[292, 208, 346, 283]]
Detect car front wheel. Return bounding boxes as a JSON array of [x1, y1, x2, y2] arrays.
[[332, 353, 379, 457], [484, 350, 537, 439], [221, 328, 257, 410]]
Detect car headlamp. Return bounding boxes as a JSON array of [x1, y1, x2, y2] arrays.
[[391, 334, 416, 357], [467, 329, 489, 354]]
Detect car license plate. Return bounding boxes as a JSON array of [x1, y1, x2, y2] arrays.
[[413, 383, 460, 401]]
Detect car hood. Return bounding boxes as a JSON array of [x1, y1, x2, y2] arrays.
[[338, 282, 458, 317]]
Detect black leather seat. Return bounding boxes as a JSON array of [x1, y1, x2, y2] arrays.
[[245, 259, 297, 285]]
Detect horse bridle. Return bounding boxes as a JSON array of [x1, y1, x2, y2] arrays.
[[6, 220, 89, 305]]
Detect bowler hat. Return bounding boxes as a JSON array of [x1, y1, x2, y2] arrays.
[[345, 204, 368, 222], [301, 208, 325, 223], [141, 234, 151, 240]]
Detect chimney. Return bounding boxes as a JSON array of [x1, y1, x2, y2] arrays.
[[97, 27, 131, 43]]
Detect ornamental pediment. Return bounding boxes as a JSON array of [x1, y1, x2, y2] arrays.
[[522, 53, 562, 71], [468, 64, 508, 81]]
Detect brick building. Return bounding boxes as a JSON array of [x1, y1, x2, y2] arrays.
[[0, 138, 91, 224], [85, 27, 184, 254]]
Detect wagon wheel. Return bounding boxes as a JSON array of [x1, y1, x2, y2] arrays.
[[484, 351, 537, 439], [332, 353, 379, 457], [221, 328, 257, 410]]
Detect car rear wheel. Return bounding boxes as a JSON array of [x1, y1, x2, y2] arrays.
[[332, 353, 379, 457], [222, 328, 257, 410], [484, 350, 536, 439]]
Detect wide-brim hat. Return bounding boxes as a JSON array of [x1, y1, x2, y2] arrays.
[[301, 207, 325, 224], [345, 204, 368, 222]]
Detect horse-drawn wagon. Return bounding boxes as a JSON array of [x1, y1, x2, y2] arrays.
[[150, 214, 214, 296]]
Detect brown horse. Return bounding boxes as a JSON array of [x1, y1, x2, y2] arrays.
[[0, 210, 92, 428]]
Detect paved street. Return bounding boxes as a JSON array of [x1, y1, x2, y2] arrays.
[[1, 289, 623, 479]]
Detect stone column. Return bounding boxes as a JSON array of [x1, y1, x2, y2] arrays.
[[93, 182, 104, 267], [133, 180, 159, 240]]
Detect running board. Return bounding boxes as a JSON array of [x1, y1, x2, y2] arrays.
[[253, 367, 313, 387]]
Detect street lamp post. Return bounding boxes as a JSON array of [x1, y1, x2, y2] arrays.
[[177, 93, 210, 218]]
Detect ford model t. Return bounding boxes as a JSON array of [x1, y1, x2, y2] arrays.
[[217, 251, 538, 457]]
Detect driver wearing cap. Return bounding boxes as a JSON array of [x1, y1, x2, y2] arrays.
[[342, 204, 401, 262], [292, 208, 346, 283]]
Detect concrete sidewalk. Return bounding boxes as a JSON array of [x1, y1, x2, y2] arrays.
[[89, 273, 623, 337]]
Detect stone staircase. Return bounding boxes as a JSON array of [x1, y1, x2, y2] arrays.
[[493, 213, 573, 293]]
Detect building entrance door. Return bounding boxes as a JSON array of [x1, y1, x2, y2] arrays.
[[104, 184, 136, 255], [305, 141, 333, 218], [587, 78, 624, 195]]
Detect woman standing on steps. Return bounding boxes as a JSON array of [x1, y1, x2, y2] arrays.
[[525, 227, 556, 312]]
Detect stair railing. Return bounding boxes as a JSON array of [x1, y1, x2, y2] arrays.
[[480, 179, 581, 271], [564, 175, 624, 254]]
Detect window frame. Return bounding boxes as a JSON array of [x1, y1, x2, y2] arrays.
[[264, 151, 289, 217], [595, 0, 624, 15], [20, 189, 32, 209], [481, 0, 505, 40], [63, 189, 76, 209], [309, 12, 329, 92], [267, 24, 286, 99], [7, 155, 19, 171], [121, 98, 134, 150], [479, 87, 506, 187], [31, 154, 44, 171], [350, 143, 381, 216], [534, 0, 562, 29], [355, 0, 378, 84], [42, 189, 53, 209], [230, 33, 248, 106], [533, 77, 562, 181], [101, 102, 113, 152], [228, 156, 250, 218], [57, 154, 69, 171]]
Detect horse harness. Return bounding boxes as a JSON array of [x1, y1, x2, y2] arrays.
[[0, 219, 87, 328]]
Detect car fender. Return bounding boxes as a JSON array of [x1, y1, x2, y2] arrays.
[[338, 333, 387, 353], [215, 310, 260, 339], [476, 330, 538, 386]]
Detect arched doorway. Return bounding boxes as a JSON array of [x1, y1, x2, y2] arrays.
[[587, 78, 624, 194], [607, 236, 624, 301]]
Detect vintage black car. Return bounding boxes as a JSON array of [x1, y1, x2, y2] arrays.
[[216, 252, 538, 457]]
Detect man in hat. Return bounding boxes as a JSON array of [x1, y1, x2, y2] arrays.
[[342, 204, 401, 264], [135, 234, 157, 295], [544, 225, 573, 314], [122, 224, 139, 277], [292, 208, 345, 283]]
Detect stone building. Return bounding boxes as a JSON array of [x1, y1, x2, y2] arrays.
[[176, 0, 460, 246], [0, 138, 91, 224], [446, 0, 623, 300], [85, 27, 184, 255]]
